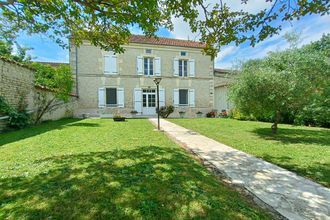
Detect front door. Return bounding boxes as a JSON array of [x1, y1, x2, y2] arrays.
[[142, 89, 156, 115]]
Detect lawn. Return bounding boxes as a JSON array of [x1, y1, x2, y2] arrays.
[[0, 118, 270, 219], [169, 118, 330, 187]]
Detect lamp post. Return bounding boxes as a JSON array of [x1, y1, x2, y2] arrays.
[[153, 77, 162, 130]]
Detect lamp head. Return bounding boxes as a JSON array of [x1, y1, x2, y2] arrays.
[[153, 77, 162, 85]]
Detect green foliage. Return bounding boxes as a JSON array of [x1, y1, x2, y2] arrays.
[[31, 63, 73, 102], [1, 1, 329, 58], [230, 36, 330, 131], [158, 105, 174, 118], [0, 39, 32, 62], [0, 96, 30, 129], [0, 96, 11, 116], [7, 110, 30, 129]]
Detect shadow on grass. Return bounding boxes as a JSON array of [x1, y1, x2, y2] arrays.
[[252, 127, 330, 146], [0, 118, 82, 147], [261, 154, 330, 187], [0, 146, 268, 219]]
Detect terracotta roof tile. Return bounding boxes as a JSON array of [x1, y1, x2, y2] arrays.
[[129, 35, 206, 49]]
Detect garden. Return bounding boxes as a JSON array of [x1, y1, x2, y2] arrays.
[[0, 118, 270, 219]]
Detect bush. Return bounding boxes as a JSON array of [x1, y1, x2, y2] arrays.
[[0, 96, 12, 116], [158, 105, 174, 118], [8, 110, 30, 129], [0, 95, 30, 129], [206, 110, 217, 118]]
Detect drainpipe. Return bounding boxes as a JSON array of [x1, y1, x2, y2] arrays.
[[75, 46, 79, 97]]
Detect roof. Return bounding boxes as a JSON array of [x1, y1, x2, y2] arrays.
[[129, 35, 206, 49], [35, 61, 69, 68], [214, 68, 230, 74]]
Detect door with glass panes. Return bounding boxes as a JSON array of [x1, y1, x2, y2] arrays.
[[142, 89, 156, 115]]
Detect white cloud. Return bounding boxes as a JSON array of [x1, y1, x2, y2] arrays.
[[216, 14, 330, 69]]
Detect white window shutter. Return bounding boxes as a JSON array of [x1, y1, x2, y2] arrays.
[[189, 59, 195, 77], [189, 89, 195, 107], [159, 88, 165, 107], [134, 88, 142, 114], [117, 88, 124, 107], [104, 55, 111, 74], [98, 88, 105, 107], [173, 89, 179, 107], [173, 58, 179, 76], [110, 55, 117, 74], [137, 56, 143, 75], [155, 57, 161, 76]]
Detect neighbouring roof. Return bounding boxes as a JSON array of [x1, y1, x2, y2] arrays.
[[36, 61, 69, 68], [129, 35, 206, 49]]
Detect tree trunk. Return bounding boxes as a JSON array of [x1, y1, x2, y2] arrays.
[[271, 110, 281, 134], [34, 98, 56, 125]]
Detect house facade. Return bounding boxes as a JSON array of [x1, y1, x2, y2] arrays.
[[214, 68, 233, 112], [70, 35, 214, 117]]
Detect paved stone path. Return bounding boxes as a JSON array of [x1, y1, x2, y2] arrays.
[[149, 118, 330, 220]]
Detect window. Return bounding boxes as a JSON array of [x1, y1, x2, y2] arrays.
[[144, 57, 154, 76], [179, 60, 188, 77], [180, 51, 187, 56], [142, 89, 156, 107], [179, 89, 188, 105], [106, 88, 117, 106], [145, 49, 152, 54]]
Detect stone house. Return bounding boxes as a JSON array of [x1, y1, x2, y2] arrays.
[[214, 68, 234, 112], [70, 35, 215, 118]]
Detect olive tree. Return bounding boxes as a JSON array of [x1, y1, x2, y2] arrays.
[[230, 48, 330, 133]]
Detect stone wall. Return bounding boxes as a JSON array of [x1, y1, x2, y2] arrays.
[[0, 58, 77, 132], [0, 58, 35, 109]]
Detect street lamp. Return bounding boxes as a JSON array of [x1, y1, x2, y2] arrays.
[[153, 77, 162, 130]]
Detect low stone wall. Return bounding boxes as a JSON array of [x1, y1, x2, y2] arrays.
[[0, 58, 78, 132]]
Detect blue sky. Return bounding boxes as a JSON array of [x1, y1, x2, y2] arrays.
[[16, 1, 330, 69]]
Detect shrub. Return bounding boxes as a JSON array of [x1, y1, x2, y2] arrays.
[[8, 110, 30, 129], [158, 105, 174, 118], [206, 110, 217, 118], [0, 96, 12, 116], [0, 96, 30, 129]]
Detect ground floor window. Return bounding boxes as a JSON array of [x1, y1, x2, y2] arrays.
[[106, 88, 117, 106], [179, 89, 188, 105]]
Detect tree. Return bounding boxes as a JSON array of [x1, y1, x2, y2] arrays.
[[230, 44, 330, 133], [31, 63, 73, 124], [0, 0, 329, 58], [0, 39, 32, 62]]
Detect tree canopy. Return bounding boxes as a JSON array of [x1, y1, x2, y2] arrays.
[[229, 34, 330, 133], [0, 0, 329, 58]]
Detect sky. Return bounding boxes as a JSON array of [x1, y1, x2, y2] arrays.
[[16, 1, 330, 69]]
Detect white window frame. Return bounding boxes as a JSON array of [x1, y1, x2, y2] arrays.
[[144, 57, 154, 76], [178, 59, 188, 77]]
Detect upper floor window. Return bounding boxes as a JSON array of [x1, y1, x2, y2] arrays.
[[180, 51, 187, 56], [106, 88, 117, 106], [145, 49, 152, 54], [144, 57, 154, 76], [179, 59, 188, 77]]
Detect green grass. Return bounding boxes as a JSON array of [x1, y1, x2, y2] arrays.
[[169, 118, 330, 187], [0, 118, 270, 219]]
